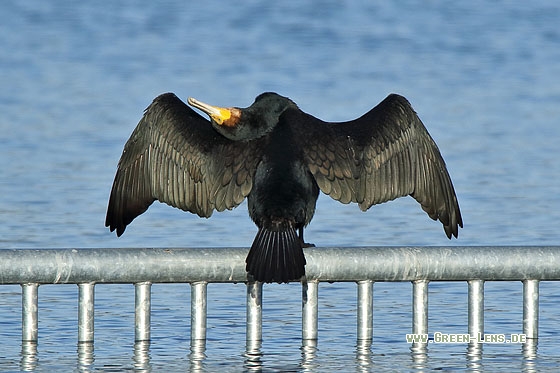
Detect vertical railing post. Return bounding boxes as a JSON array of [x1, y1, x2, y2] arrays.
[[468, 280, 484, 341], [412, 280, 429, 339], [523, 279, 539, 340], [302, 281, 319, 340], [246, 282, 263, 342], [245, 281, 263, 371], [411, 280, 429, 363], [357, 280, 373, 341], [22, 283, 39, 342], [191, 282, 208, 341], [78, 282, 95, 343], [135, 282, 152, 342]]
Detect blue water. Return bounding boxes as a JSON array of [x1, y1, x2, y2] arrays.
[[1, 1, 560, 371]]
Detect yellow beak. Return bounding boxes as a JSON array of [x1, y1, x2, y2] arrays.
[[187, 97, 232, 125]]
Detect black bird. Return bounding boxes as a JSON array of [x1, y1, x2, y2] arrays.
[[106, 92, 462, 283]]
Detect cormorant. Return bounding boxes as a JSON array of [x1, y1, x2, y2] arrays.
[[106, 92, 462, 283]]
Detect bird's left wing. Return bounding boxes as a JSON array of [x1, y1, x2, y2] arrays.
[[106, 93, 263, 236], [288, 94, 462, 238]]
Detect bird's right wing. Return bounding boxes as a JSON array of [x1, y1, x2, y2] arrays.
[[289, 94, 462, 238], [105, 93, 263, 236]]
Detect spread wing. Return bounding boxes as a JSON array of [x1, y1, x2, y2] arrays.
[[106, 93, 263, 236], [289, 94, 463, 238]]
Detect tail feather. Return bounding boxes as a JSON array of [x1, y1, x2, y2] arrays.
[[246, 227, 306, 283]]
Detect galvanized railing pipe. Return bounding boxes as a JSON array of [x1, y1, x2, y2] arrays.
[[135, 282, 151, 342], [302, 280, 319, 340], [191, 282, 207, 341], [246, 282, 262, 342], [412, 280, 429, 345], [2, 247, 560, 284], [3, 247, 560, 346], [523, 279, 539, 339], [78, 283, 95, 343], [21, 283, 38, 342], [468, 280, 484, 341], [357, 280, 373, 341]]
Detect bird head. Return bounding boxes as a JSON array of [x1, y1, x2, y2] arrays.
[[187, 93, 297, 141], [187, 97, 241, 127]]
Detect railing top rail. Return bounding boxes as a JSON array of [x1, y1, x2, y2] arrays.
[[1, 246, 559, 284]]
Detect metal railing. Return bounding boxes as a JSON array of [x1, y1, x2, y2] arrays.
[[1, 246, 559, 348]]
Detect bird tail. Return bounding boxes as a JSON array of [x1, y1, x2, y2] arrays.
[[246, 227, 306, 283]]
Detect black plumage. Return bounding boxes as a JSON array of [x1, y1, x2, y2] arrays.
[[106, 92, 463, 283]]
